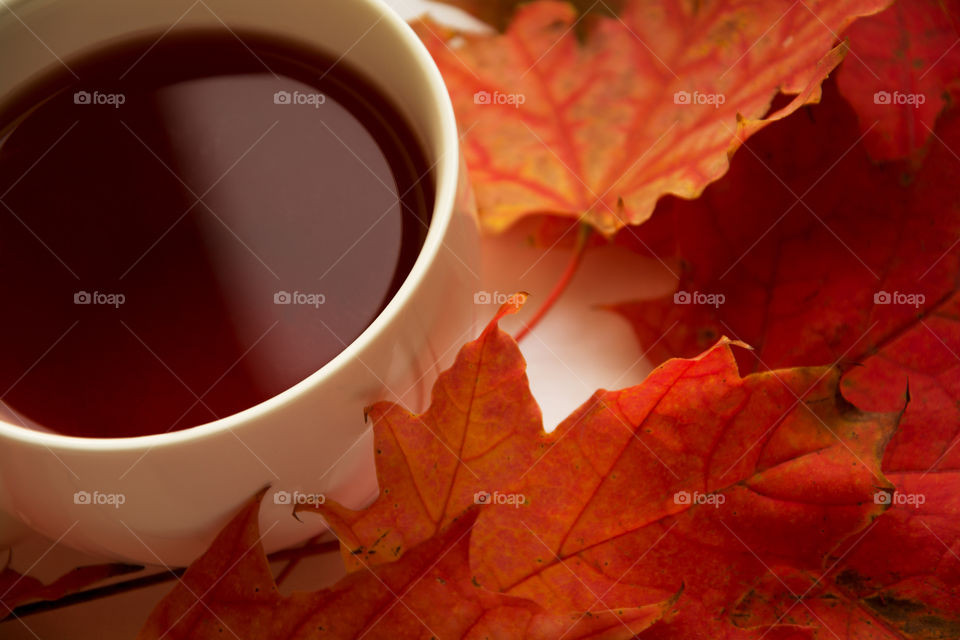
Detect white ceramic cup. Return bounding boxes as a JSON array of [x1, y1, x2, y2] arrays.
[[0, 0, 478, 566]]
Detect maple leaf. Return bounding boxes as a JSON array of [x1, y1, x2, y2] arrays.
[[610, 79, 960, 377], [299, 295, 546, 572], [724, 467, 960, 638], [468, 338, 897, 627], [824, 298, 960, 638], [836, 0, 960, 162], [729, 526, 960, 639], [138, 491, 543, 640], [414, 0, 890, 235], [142, 303, 898, 639], [611, 80, 960, 637], [138, 491, 669, 640], [312, 306, 896, 631]]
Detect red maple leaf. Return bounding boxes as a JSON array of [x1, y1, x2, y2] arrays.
[[612, 71, 960, 640], [836, 0, 960, 161]]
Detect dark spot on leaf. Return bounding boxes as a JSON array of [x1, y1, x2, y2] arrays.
[[862, 591, 960, 637], [834, 568, 867, 592], [698, 327, 718, 343]]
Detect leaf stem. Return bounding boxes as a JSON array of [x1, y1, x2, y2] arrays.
[[515, 222, 593, 342], [2, 540, 340, 622]]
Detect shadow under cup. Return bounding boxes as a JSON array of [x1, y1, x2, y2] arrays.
[[0, 0, 477, 565]]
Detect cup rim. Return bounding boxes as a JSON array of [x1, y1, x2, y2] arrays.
[[0, 0, 461, 451]]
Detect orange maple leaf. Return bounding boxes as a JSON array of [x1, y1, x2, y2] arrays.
[[416, 0, 890, 235], [141, 303, 898, 639], [300, 296, 546, 572]]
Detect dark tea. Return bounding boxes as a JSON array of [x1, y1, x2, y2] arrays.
[[0, 31, 433, 438]]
